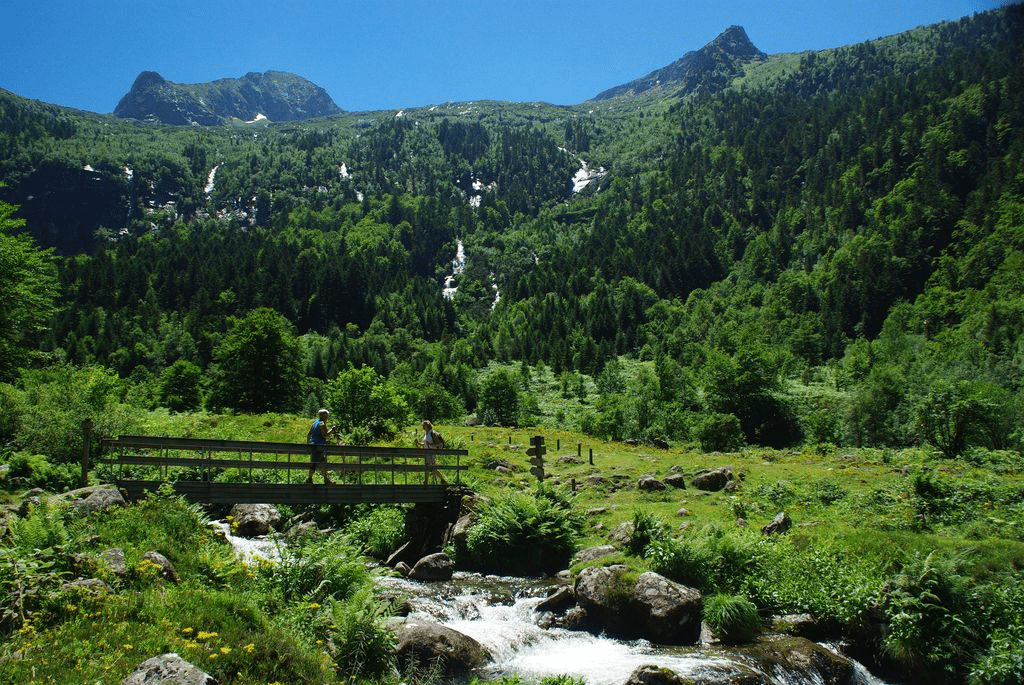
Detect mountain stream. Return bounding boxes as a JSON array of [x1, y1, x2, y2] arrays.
[[214, 524, 893, 685]]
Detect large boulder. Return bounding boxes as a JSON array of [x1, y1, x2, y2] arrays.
[[388, 616, 487, 678], [228, 503, 281, 537], [638, 474, 667, 491], [691, 467, 732, 492], [61, 485, 126, 515], [409, 552, 454, 582], [742, 636, 855, 685], [121, 653, 215, 684], [574, 566, 703, 645], [631, 571, 704, 645]]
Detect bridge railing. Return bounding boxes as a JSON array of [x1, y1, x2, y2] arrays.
[[97, 435, 468, 504]]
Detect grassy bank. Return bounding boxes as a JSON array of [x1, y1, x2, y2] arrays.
[[2, 413, 1023, 684]]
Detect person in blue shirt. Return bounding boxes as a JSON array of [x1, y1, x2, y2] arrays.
[[306, 409, 336, 484]]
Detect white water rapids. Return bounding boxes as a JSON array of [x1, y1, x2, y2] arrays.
[[213, 525, 891, 685], [380, 575, 893, 685]]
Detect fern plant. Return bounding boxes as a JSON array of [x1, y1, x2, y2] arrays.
[[462, 488, 583, 575]]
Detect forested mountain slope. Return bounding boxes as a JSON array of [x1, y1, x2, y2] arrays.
[[1, 5, 1022, 451]]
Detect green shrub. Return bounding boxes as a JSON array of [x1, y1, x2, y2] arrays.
[[969, 625, 1024, 685], [323, 584, 397, 682], [646, 525, 761, 595], [740, 534, 883, 626], [879, 552, 979, 682], [4, 452, 79, 490], [694, 413, 745, 452], [344, 506, 406, 559], [256, 533, 370, 604], [703, 593, 762, 643], [0, 500, 74, 634], [462, 489, 582, 575], [0, 383, 22, 441], [628, 508, 670, 556], [14, 364, 140, 464], [6, 499, 71, 552]]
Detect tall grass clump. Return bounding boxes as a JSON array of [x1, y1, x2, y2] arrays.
[[627, 508, 670, 556], [703, 593, 762, 644]]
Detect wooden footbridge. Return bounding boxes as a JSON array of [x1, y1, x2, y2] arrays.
[[96, 435, 468, 505]]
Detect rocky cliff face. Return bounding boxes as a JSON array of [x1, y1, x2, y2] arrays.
[[592, 25, 767, 101], [114, 70, 343, 125]]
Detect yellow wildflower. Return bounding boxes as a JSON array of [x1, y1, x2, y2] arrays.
[[220, 646, 232, 655]]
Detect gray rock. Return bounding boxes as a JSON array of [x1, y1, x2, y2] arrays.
[[638, 474, 666, 491], [772, 613, 842, 640], [485, 459, 514, 471], [575, 566, 703, 645], [100, 547, 128, 576], [664, 473, 687, 489], [121, 652, 216, 684], [61, 485, 126, 515], [409, 552, 454, 582], [388, 616, 487, 677], [692, 467, 732, 491], [451, 513, 475, 543], [631, 571, 703, 645], [573, 545, 618, 564], [536, 586, 575, 614], [228, 503, 281, 537], [62, 578, 114, 595], [742, 636, 854, 685], [623, 664, 692, 685], [762, 511, 792, 535], [142, 551, 180, 584]]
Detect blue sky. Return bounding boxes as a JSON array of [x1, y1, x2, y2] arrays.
[[0, 0, 1012, 114]]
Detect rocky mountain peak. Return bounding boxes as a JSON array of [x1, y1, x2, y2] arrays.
[[591, 25, 767, 101], [114, 70, 343, 125]]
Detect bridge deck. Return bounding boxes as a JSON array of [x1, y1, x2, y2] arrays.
[[99, 435, 467, 505]]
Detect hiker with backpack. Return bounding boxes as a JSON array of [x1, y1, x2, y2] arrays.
[[306, 409, 337, 484], [418, 420, 448, 484]]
